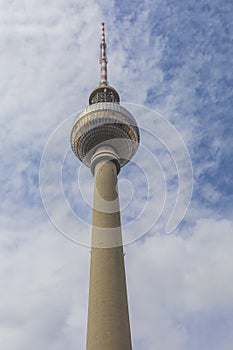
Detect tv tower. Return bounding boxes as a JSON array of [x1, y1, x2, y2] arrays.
[[71, 23, 140, 350]]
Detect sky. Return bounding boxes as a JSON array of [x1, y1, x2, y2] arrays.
[[0, 0, 233, 349]]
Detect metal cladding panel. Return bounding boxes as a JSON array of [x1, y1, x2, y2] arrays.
[[76, 102, 137, 125]]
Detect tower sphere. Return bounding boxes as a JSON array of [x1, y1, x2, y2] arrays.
[[70, 24, 140, 173], [70, 102, 140, 171]]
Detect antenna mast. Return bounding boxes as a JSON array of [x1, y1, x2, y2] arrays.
[[100, 22, 108, 86]]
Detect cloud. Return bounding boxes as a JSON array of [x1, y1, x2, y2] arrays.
[[0, 223, 89, 350], [126, 218, 233, 350]]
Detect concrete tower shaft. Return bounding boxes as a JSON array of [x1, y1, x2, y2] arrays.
[[86, 159, 132, 350]]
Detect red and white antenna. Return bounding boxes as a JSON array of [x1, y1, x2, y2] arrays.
[[100, 22, 108, 86]]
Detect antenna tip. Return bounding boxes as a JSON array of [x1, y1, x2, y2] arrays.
[[101, 22, 105, 26]]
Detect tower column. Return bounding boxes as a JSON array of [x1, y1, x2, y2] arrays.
[[86, 152, 132, 350], [71, 23, 140, 350]]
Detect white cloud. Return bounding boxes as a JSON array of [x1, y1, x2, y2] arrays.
[[0, 222, 89, 350], [126, 217, 233, 349]]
